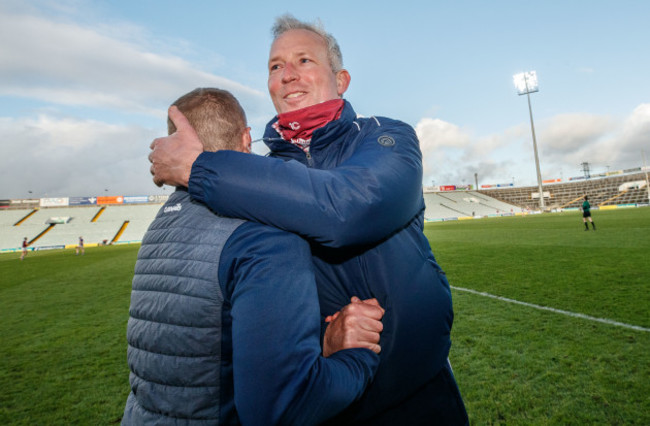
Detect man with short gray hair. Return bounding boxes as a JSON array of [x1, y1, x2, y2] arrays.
[[150, 15, 468, 424]]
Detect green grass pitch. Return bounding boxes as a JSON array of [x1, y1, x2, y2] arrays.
[[1, 207, 648, 424]]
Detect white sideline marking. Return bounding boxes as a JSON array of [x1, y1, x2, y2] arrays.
[[451, 286, 650, 333]]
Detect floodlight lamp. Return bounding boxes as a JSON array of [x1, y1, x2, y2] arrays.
[[513, 71, 539, 95]]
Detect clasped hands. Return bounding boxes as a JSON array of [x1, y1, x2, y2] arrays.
[[323, 297, 385, 357]]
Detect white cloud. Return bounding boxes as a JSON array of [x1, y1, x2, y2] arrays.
[[416, 104, 650, 188], [0, 4, 269, 120], [620, 104, 650, 149], [415, 118, 471, 185], [534, 106, 650, 176], [416, 117, 527, 186], [0, 115, 160, 198], [416, 118, 471, 150], [583, 103, 650, 169], [0, 2, 277, 199], [538, 113, 615, 154]]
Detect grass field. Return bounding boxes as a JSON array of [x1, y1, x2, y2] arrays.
[[1, 207, 648, 424], [426, 208, 650, 425]]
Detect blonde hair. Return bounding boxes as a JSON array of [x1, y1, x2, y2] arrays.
[[168, 88, 247, 152]]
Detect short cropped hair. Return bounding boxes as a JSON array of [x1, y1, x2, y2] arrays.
[[271, 14, 343, 73], [168, 88, 247, 152]]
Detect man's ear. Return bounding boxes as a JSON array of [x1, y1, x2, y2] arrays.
[[336, 69, 351, 97], [241, 127, 252, 153]]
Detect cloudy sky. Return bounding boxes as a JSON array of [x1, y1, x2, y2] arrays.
[[1, 0, 649, 198]]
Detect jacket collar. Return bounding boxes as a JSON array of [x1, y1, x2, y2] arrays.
[[263, 100, 357, 154]]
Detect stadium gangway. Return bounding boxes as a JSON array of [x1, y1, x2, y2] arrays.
[[28, 223, 55, 246], [14, 209, 38, 226], [599, 190, 630, 207], [559, 195, 587, 210], [439, 203, 469, 217], [91, 207, 106, 222], [111, 221, 129, 244]]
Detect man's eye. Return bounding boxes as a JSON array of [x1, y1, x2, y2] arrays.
[[270, 64, 281, 71], [300, 58, 310, 64]]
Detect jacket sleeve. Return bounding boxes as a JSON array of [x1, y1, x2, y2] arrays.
[[220, 223, 379, 426], [189, 120, 423, 247]]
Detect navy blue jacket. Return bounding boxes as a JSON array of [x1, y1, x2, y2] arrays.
[[189, 101, 455, 422], [123, 189, 378, 425]]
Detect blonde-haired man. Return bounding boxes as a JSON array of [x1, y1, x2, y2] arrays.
[[124, 88, 384, 425]]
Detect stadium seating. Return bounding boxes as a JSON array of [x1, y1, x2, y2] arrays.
[[2, 172, 648, 251], [479, 172, 650, 210], [0, 204, 163, 252], [423, 191, 520, 221], [0, 209, 35, 227], [5, 191, 517, 250]]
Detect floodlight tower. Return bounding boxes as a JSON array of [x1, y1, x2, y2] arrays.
[[513, 71, 545, 209]]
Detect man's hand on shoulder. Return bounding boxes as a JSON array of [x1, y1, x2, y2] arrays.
[[149, 106, 203, 187], [323, 297, 384, 357]]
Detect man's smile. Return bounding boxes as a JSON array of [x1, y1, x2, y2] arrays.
[[285, 91, 306, 99]]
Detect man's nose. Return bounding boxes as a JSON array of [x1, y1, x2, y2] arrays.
[[281, 63, 298, 83]]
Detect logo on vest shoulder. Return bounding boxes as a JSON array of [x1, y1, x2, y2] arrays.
[[163, 203, 182, 214], [377, 135, 395, 147]]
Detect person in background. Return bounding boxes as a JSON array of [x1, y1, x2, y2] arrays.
[[75, 236, 84, 255], [20, 237, 28, 260], [582, 195, 596, 231], [123, 87, 385, 425]]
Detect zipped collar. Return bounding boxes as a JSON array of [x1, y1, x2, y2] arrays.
[[262, 100, 358, 155]]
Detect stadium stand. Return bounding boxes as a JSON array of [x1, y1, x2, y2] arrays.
[[0, 209, 35, 227], [0, 204, 163, 252], [101, 204, 162, 242], [2, 171, 648, 251], [479, 172, 650, 210], [423, 191, 520, 221], [4, 191, 519, 250]]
